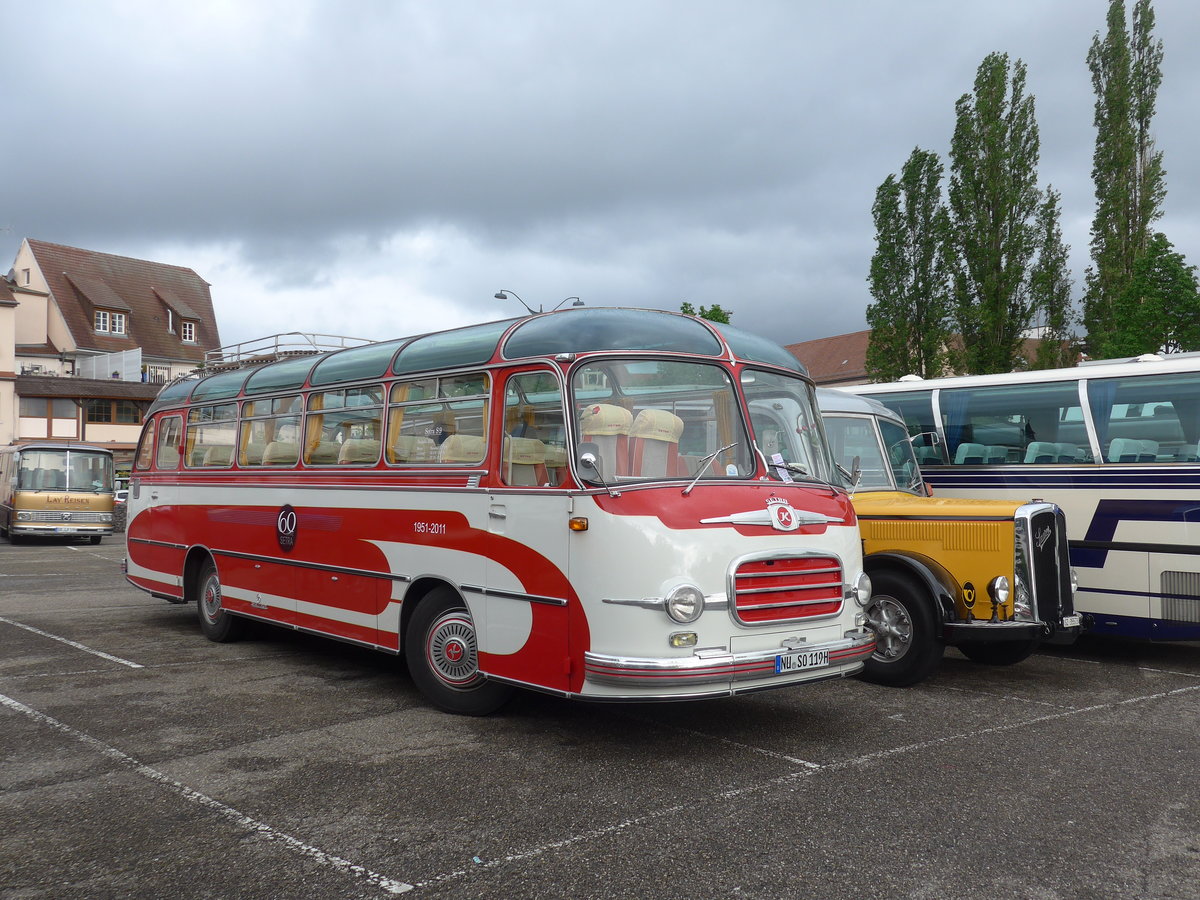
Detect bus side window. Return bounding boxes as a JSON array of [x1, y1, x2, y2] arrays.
[[156, 416, 183, 469], [135, 419, 157, 470], [502, 372, 565, 487]]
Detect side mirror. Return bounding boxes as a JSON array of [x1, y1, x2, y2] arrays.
[[577, 441, 601, 471]]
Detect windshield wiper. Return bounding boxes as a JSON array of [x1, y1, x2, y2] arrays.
[[682, 442, 737, 496]]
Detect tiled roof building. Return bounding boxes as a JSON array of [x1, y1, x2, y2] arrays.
[[3, 239, 223, 468], [784, 329, 871, 386]]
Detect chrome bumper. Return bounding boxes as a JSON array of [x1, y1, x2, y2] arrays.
[[584, 628, 875, 688]]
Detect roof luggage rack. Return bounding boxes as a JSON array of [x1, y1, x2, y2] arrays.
[[203, 332, 371, 372]]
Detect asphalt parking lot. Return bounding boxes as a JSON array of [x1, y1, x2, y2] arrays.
[[2, 534, 1199, 900]]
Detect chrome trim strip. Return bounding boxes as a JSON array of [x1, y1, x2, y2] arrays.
[[584, 629, 875, 687], [460, 584, 567, 606], [129, 536, 188, 550], [212, 548, 410, 582]]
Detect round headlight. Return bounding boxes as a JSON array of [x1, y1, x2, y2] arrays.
[[665, 585, 705, 624], [854, 572, 872, 607], [988, 575, 1010, 605]]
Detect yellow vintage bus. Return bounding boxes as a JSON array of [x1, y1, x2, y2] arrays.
[[0, 442, 116, 544], [798, 390, 1082, 686]]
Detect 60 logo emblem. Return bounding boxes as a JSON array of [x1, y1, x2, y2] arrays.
[[277, 505, 298, 552]]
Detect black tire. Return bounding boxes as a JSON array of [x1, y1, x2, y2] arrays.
[[196, 558, 246, 642], [959, 639, 1039, 666], [405, 587, 513, 715], [858, 569, 943, 687], [89, 535, 102, 545]]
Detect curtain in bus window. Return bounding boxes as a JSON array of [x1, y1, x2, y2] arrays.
[[1087, 380, 1117, 457], [940, 390, 970, 462]]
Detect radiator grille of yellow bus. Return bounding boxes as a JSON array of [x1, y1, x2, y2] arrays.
[[732, 557, 844, 625]]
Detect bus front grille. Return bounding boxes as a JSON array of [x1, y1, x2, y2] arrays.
[[1029, 507, 1074, 622], [731, 556, 844, 625], [24, 510, 110, 523]]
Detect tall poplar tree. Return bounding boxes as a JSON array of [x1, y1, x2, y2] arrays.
[[947, 52, 1059, 374], [1109, 233, 1200, 356], [864, 147, 952, 382], [1084, 0, 1165, 357], [1029, 189, 1077, 369]]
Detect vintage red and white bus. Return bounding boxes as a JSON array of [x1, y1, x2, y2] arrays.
[[124, 308, 875, 713]]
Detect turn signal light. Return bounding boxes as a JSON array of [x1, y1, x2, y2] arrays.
[[569, 517, 589, 532]]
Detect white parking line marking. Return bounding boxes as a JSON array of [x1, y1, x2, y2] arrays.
[[0, 616, 144, 668], [418, 681, 1200, 889], [0, 692, 413, 896]]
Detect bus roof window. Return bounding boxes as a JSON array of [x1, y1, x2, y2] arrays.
[[711, 321, 808, 374], [191, 368, 254, 403], [310, 339, 409, 387], [244, 355, 320, 395], [393, 319, 518, 376], [503, 308, 723, 359]]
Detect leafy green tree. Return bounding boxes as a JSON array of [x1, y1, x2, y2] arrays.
[[679, 301, 732, 323], [1108, 232, 1200, 355], [947, 52, 1053, 374], [1029, 189, 1077, 369], [864, 147, 953, 381], [1084, 0, 1165, 357]]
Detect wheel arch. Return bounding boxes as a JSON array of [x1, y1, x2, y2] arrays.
[[182, 546, 216, 603], [399, 577, 464, 657], [865, 551, 958, 632]]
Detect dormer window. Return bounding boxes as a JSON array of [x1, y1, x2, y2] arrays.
[[94, 310, 127, 335], [182, 321, 196, 343]]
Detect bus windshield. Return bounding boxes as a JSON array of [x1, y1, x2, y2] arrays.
[[743, 369, 834, 485], [17, 448, 114, 492], [571, 359, 753, 483], [822, 414, 923, 494]]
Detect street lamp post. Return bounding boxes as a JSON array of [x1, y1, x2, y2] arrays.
[[495, 290, 584, 314]]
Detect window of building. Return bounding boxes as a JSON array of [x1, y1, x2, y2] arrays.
[[84, 399, 143, 425], [22, 268, 30, 285], [95, 310, 110, 333], [182, 321, 196, 342], [85, 400, 113, 423], [111, 313, 127, 335]]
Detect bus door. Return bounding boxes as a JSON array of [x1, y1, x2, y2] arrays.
[[482, 370, 574, 691]]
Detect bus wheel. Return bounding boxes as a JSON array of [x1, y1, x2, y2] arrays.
[[859, 571, 942, 687], [405, 588, 513, 716], [960, 639, 1038, 666], [89, 536, 102, 545], [196, 559, 246, 643]]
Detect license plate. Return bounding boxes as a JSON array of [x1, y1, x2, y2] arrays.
[[775, 648, 829, 674], [55, 527, 80, 533], [1061, 614, 1082, 629]]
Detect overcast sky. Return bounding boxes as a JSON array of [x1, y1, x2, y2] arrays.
[[3, 1, 1199, 352]]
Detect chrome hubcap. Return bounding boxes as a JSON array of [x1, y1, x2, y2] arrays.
[[201, 575, 222, 622], [867, 595, 912, 661], [426, 610, 481, 689]]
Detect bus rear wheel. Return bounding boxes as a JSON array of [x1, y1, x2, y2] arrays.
[[405, 588, 513, 716], [859, 570, 943, 687], [196, 558, 246, 643], [959, 639, 1039, 666]]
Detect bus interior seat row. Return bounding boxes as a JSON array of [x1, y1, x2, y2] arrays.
[[578, 404, 690, 478]]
